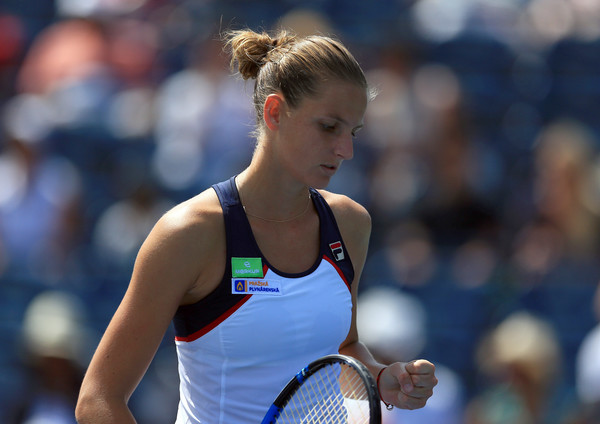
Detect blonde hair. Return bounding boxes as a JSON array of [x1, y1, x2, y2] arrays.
[[225, 29, 368, 134]]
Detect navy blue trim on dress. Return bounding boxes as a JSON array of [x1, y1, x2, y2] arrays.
[[173, 176, 354, 339]]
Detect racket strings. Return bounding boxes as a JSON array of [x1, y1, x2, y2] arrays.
[[309, 368, 345, 422], [277, 364, 372, 423], [339, 365, 370, 422], [283, 368, 342, 423]]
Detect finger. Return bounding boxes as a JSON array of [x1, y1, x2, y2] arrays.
[[405, 359, 436, 375], [403, 385, 435, 399], [410, 373, 439, 389]]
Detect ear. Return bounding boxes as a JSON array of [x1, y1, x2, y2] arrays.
[[263, 93, 286, 131]]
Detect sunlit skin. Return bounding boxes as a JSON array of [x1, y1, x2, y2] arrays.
[[235, 79, 368, 224], [274, 80, 367, 189]]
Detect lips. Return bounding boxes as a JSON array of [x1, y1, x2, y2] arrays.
[[320, 163, 338, 176]]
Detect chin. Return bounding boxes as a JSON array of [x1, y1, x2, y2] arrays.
[[309, 176, 332, 190], [300, 168, 335, 189]]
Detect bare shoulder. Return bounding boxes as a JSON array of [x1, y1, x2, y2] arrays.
[[318, 190, 371, 235], [158, 187, 223, 237], [134, 187, 225, 303], [145, 188, 223, 260]]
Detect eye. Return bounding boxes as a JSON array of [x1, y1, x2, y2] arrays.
[[320, 122, 338, 133]]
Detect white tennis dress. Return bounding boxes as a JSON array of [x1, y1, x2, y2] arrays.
[[172, 177, 354, 423]]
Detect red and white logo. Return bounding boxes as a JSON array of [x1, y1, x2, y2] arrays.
[[329, 241, 345, 261]]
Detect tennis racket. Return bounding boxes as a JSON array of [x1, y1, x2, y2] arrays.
[[261, 354, 382, 424]]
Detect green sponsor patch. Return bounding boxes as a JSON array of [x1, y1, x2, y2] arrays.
[[231, 257, 263, 278]]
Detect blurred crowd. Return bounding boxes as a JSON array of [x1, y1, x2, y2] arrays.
[[1, 0, 600, 423]]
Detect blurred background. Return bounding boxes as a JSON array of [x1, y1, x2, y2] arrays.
[[1, 0, 600, 423]]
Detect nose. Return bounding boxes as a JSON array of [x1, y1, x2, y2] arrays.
[[336, 133, 354, 160]]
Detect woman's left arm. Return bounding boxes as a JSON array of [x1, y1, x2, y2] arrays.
[[328, 192, 438, 410]]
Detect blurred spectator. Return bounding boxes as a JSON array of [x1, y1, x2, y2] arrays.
[[105, 18, 160, 88], [6, 290, 92, 424], [450, 238, 499, 290], [92, 179, 173, 270], [466, 311, 566, 424], [16, 18, 108, 95], [362, 45, 425, 221], [508, 220, 566, 287], [152, 36, 254, 193], [530, 120, 600, 258], [364, 52, 500, 250], [103, 17, 161, 142], [0, 137, 82, 280], [411, 64, 500, 251], [371, 220, 437, 289]]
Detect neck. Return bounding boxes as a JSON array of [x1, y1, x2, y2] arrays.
[[235, 168, 312, 223], [242, 192, 312, 223]]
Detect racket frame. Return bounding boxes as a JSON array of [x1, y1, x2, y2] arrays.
[[261, 354, 382, 423]]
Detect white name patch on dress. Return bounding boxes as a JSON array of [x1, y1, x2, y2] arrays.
[[232, 278, 283, 296]]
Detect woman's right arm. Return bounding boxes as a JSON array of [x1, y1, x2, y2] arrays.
[[76, 192, 224, 423]]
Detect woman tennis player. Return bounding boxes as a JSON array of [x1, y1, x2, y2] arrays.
[[76, 28, 437, 423]]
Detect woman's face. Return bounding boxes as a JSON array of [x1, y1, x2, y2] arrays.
[[276, 79, 368, 189]]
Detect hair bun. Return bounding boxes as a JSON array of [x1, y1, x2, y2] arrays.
[[226, 30, 296, 80]]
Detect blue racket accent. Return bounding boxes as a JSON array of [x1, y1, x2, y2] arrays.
[[261, 404, 282, 424], [296, 367, 308, 384]]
